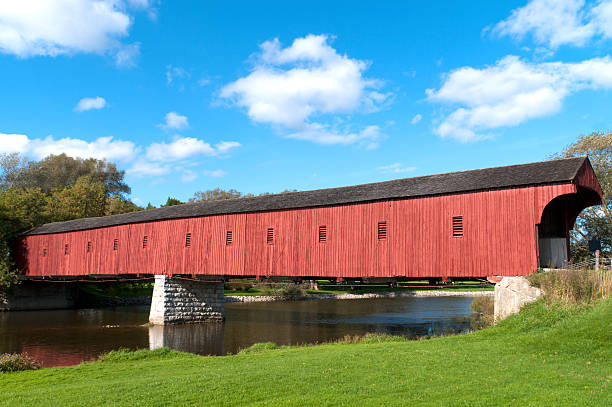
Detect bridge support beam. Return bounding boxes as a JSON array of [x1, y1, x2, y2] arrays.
[[148, 275, 225, 325]]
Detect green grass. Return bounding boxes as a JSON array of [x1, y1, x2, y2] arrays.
[[79, 282, 154, 299], [225, 281, 494, 296], [1, 298, 610, 406]]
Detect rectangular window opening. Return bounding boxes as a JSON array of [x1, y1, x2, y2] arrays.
[[266, 228, 274, 245], [452, 216, 464, 238], [113, 238, 119, 251], [318, 225, 327, 243], [86, 241, 92, 253], [64, 244, 69, 255], [185, 233, 192, 248], [142, 235, 148, 249], [377, 221, 387, 240], [226, 230, 233, 246]]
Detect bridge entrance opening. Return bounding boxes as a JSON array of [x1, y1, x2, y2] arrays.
[[538, 187, 601, 268]]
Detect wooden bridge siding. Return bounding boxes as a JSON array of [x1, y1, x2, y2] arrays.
[[574, 159, 603, 197], [20, 182, 581, 278]]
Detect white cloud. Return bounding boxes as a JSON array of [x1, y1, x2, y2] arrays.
[[0, 133, 30, 153], [492, 0, 612, 49], [159, 111, 189, 130], [75, 96, 107, 112], [287, 123, 384, 149], [410, 114, 422, 124], [181, 169, 197, 183], [215, 141, 241, 153], [0, 133, 136, 161], [114, 42, 140, 68], [1, 131, 240, 180], [203, 169, 226, 178], [427, 55, 612, 142], [220, 34, 389, 146], [377, 163, 416, 174], [145, 137, 241, 162], [146, 137, 215, 161], [0, 1, 150, 66], [127, 160, 170, 177], [131, 196, 144, 205], [166, 65, 189, 85], [2, 128, 240, 181]]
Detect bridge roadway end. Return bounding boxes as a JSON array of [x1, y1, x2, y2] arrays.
[[148, 275, 225, 325]]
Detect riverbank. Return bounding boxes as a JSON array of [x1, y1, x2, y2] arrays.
[[1, 296, 609, 406], [226, 290, 493, 302], [77, 289, 493, 306]]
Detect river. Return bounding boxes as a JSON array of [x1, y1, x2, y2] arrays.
[[0, 296, 479, 367]]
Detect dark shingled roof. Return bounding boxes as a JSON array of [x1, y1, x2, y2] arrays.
[[26, 157, 588, 235]]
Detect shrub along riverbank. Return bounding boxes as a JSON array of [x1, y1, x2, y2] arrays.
[[1, 291, 610, 405]]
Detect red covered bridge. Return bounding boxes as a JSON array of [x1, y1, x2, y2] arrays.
[[16, 157, 602, 281]]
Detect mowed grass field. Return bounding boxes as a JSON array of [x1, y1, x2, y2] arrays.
[[1, 298, 610, 407]]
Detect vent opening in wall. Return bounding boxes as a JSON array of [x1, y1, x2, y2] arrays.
[[42, 248, 47, 257], [113, 239, 118, 251], [377, 221, 387, 240], [142, 236, 148, 249], [452, 216, 464, 237], [87, 241, 92, 253], [64, 244, 69, 255], [226, 231, 233, 245], [266, 228, 274, 245], [185, 233, 192, 247], [318, 225, 327, 243]]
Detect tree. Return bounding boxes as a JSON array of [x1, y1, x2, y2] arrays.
[[189, 188, 246, 202], [555, 131, 612, 260], [0, 187, 49, 302], [106, 196, 143, 216], [188, 188, 297, 203], [162, 197, 184, 207], [45, 176, 108, 222], [13, 153, 130, 198], [0, 153, 29, 190], [0, 154, 139, 300]]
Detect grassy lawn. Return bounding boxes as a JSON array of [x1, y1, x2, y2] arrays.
[[1, 298, 610, 406], [225, 280, 494, 296]]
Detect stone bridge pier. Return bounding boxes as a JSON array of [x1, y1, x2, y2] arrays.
[[148, 275, 225, 325]]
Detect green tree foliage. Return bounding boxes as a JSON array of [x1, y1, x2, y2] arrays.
[[555, 131, 612, 260], [0, 187, 49, 301], [162, 197, 184, 207], [107, 196, 143, 216], [0, 153, 141, 299], [189, 188, 297, 203], [9, 153, 130, 198], [189, 188, 245, 202], [46, 176, 108, 222]]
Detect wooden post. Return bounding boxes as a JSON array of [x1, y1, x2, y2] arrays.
[[595, 250, 600, 271]]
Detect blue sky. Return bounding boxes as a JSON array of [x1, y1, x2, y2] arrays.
[[1, 0, 611, 206]]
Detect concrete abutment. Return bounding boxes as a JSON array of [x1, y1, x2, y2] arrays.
[[148, 275, 225, 325], [494, 276, 542, 321]]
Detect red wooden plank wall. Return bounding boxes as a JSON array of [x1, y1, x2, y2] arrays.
[[19, 182, 583, 278], [574, 160, 603, 198]]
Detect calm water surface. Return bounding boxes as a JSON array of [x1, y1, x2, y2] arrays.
[[0, 296, 477, 367]]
